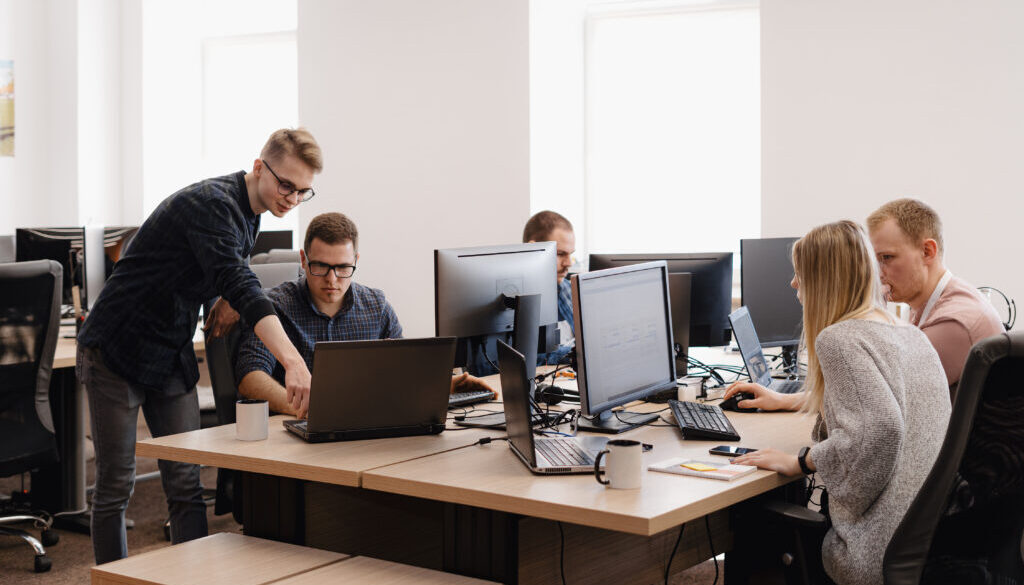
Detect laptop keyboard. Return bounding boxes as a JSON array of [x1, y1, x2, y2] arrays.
[[771, 379, 804, 394], [668, 399, 741, 441], [536, 438, 593, 467], [448, 389, 494, 409]]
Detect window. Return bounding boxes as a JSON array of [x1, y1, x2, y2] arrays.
[[584, 2, 760, 263]]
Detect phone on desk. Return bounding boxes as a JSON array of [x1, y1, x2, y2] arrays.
[[709, 445, 757, 457]]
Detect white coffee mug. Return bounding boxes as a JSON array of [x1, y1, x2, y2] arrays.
[[236, 399, 269, 441], [593, 439, 643, 489]]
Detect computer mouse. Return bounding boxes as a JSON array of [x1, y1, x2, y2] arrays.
[[720, 392, 758, 413]]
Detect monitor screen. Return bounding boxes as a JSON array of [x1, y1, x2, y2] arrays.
[[589, 252, 733, 347], [434, 243, 558, 375], [252, 230, 294, 256], [573, 261, 676, 419], [16, 227, 86, 311], [740, 237, 801, 347]]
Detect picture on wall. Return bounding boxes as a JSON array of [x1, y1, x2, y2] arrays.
[[0, 60, 13, 156]]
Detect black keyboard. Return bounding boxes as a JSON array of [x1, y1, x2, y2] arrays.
[[448, 389, 495, 409], [668, 399, 740, 441]]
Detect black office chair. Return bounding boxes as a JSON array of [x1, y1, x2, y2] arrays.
[[0, 260, 63, 573], [884, 331, 1024, 585], [759, 331, 1024, 585]]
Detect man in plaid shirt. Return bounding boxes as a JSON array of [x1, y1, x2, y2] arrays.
[[236, 212, 493, 414], [78, 128, 322, 563]]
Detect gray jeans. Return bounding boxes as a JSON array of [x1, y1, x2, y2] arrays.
[[79, 346, 208, 564]]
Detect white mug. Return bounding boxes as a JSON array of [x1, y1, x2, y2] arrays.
[[593, 439, 643, 489], [236, 399, 269, 441]]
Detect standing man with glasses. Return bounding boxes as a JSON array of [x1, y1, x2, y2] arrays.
[[77, 128, 322, 564], [235, 212, 493, 414]]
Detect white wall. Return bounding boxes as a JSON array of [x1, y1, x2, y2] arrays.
[[0, 0, 80, 235], [297, 0, 531, 337], [762, 0, 1024, 312]]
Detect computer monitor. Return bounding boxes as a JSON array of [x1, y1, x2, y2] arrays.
[[434, 243, 559, 379], [740, 238, 801, 348], [589, 252, 733, 349], [252, 230, 293, 256], [85, 226, 139, 310], [572, 261, 677, 434], [16, 227, 87, 313]]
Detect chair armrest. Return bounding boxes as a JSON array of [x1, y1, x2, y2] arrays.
[[761, 500, 827, 529]]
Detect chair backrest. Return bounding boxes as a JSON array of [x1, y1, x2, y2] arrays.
[[883, 331, 1024, 584], [250, 249, 301, 265], [0, 260, 62, 476], [203, 262, 301, 425]]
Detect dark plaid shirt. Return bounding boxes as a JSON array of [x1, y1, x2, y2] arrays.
[[78, 171, 275, 392], [235, 277, 403, 383]]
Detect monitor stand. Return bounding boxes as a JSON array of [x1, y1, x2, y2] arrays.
[[578, 409, 659, 434], [780, 344, 800, 378]]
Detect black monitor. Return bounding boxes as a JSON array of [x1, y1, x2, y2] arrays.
[[434, 243, 559, 379], [572, 261, 677, 434], [252, 230, 293, 256], [740, 238, 801, 348], [589, 252, 733, 348], [16, 227, 87, 312]]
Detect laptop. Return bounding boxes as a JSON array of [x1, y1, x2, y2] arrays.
[[497, 340, 608, 474], [728, 307, 803, 394], [284, 337, 457, 443]]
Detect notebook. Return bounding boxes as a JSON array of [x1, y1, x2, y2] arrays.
[[648, 457, 757, 481], [497, 340, 608, 474], [284, 337, 456, 443]]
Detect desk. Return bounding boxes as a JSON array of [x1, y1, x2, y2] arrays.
[[137, 356, 814, 584]]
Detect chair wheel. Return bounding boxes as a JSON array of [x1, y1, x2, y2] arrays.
[[34, 554, 52, 573], [41, 529, 59, 547], [163, 519, 171, 541]]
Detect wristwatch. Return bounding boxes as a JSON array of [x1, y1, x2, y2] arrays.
[[797, 446, 813, 475]]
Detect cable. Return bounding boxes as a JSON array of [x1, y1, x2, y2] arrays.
[[705, 515, 719, 585], [978, 286, 1016, 330], [558, 521, 567, 585], [664, 522, 686, 584]]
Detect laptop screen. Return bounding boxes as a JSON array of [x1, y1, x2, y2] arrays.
[[497, 341, 537, 466], [729, 307, 772, 387]]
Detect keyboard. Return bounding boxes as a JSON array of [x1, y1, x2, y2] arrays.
[[771, 379, 804, 394], [448, 389, 494, 409], [535, 438, 593, 467], [668, 399, 741, 441]]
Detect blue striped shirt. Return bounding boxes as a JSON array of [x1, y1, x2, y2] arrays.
[[235, 277, 403, 383], [538, 278, 575, 365]]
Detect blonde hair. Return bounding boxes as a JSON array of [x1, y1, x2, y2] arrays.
[[866, 198, 943, 254], [793, 220, 892, 414], [261, 127, 323, 173]]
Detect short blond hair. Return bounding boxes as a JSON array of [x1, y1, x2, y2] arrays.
[[866, 198, 943, 253], [261, 127, 323, 173], [792, 220, 892, 415]]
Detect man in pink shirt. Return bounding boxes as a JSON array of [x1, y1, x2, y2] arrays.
[[867, 198, 1004, 392]]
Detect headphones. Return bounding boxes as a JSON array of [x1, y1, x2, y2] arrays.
[[978, 286, 1016, 330], [533, 383, 566, 405]]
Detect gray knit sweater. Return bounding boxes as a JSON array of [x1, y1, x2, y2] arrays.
[[808, 319, 951, 585]]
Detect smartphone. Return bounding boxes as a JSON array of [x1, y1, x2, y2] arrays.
[[709, 445, 757, 457]]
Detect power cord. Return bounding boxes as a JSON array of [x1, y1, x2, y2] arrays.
[[665, 522, 686, 584], [558, 521, 567, 585]]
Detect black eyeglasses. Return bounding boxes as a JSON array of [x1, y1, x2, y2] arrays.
[[262, 159, 316, 202], [307, 261, 356, 278]]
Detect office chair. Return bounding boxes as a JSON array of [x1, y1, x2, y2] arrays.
[[0, 260, 63, 573], [884, 330, 1024, 585], [758, 331, 1024, 585]]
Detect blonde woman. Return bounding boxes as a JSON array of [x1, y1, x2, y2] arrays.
[[725, 220, 951, 585]]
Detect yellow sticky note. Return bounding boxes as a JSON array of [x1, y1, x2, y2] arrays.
[[680, 462, 717, 472]]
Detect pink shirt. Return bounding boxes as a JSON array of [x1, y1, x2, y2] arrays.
[[911, 274, 1004, 388]]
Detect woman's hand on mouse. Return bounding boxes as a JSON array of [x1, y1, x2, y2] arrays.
[[722, 382, 792, 412]]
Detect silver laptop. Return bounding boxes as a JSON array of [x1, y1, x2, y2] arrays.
[[284, 337, 457, 442], [497, 340, 607, 474], [729, 307, 803, 394]]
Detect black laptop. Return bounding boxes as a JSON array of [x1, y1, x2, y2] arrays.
[[729, 307, 803, 394], [284, 337, 457, 443]]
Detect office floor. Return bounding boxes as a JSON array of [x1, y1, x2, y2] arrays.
[[0, 420, 725, 585]]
